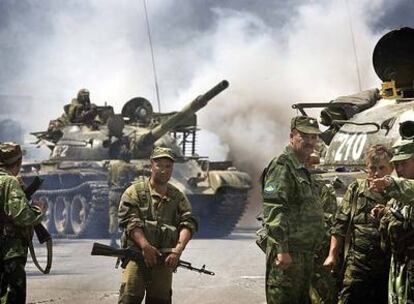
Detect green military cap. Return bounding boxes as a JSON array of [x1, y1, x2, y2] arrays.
[[291, 116, 321, 134], [150, 146, 175, 162], [0, 142, 23, 165], [391, 141, 414, 162]]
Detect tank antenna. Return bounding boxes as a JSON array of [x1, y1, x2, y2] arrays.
[[345, 0, 362, 91], [143, 0, 162, 111]]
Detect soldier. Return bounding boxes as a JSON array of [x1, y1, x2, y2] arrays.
[[261, 116, 325, 304], [117, 146, 198, 304], [67, 88, 98, 124], [107, 146, 138, 248], [0, 142, 44, 303], [369, 141, 414, 303], [323, 144, 393, 304]]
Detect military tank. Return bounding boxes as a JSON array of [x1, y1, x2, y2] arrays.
[[292, 27, 414, 194], [22, 80, 252, 238]]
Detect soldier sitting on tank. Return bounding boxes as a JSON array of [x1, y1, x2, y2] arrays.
[[118, 146, 198, 304], [67, 88, 98, 124], [107, 146, 138, 248]]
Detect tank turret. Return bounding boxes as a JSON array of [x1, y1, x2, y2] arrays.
[[128, 80, 229, 158]]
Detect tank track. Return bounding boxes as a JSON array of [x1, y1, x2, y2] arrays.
[[33, 180, 109, 238], [198, 188, 249, 238]]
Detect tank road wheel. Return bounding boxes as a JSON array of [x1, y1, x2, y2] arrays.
[[70, 194, 89, 237], [36, 195, 55, 234], [53, 196, 72, 235]]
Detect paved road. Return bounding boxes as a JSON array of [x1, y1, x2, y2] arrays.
[[26, 231, 266, 304]]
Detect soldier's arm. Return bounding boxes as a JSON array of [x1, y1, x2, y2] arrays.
[[118, 185, 145, 233], [177, 193, 198, 239], [3, 177, 43, 226], [262, 160, 293, 254], [382, 177, 414, 206], [325, 183, 354, 261]]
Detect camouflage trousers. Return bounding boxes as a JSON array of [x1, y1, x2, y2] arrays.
[[266, 250, 314, 304], [0, 258, 26, 304], [310, 263, 337, 304], [388, 254, 414, 304], [109, 190, 122, 236], [338, 254, 388, 304], [118, 260, 173, 304]]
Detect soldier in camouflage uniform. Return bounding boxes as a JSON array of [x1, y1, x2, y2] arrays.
[[107, 146, 138, 248], [0, 142, 44, 304], [261, 116, 325, 304], [369, 141, 414, 304], [323, 144, 393, 304], [67, 88, 98, 124], [117, 147, 198, 304]]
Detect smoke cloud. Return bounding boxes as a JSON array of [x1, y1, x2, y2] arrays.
[[0, 0, 413, 225]]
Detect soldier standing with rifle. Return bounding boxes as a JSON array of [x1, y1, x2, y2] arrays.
[[323, 144, 393, 303], [0, 142, 44, 303], [117, 146, 198, 304], [261, 116, 325, 304], [107, 146, 138, 248]]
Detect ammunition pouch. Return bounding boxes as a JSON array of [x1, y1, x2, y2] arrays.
[[144, 220, 178, 249]]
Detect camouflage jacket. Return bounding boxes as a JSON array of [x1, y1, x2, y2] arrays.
[[67, 99, 97, 123], [262, 145, 324, 254], [108, 160, 138, 191], [379, 177, 414, 257], [118, 178, 198, 249], [331, 179, 387, 268], [0, 169, 43, 260]]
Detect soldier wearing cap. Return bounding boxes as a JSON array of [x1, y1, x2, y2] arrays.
[[368, 141, 414, 303], [117, 146, 198, 304], [261, 116, 325, 303], [0, 142, 44, 303]]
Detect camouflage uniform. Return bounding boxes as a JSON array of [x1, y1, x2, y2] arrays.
[[117, 147, 197, 304], [0, 143, 43, 304], [378, 174, 414, 304], [107, 159, 138, 247], [310, 183, 338, 304], [67, 89, 97, 124], [262, 144, 325, 304], [331, 179, 389, 304]]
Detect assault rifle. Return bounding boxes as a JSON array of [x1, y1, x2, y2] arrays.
[[24, 175, 53, 274], [91, 242, 215, 278], [24, 176, 51, 244]]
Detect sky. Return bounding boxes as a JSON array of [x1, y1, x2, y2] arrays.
[[0, 0, 413, 215]]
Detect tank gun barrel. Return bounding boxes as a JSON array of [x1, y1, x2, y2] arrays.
[[140, 80, 229, 147]]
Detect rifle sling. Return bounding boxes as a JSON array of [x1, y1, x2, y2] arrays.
[[28, 238, 53, 274]]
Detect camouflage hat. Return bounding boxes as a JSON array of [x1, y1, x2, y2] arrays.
[[291, 116, 321, 134], [150, 146, 175, 162], [391, 141, 414, 162], [0, 142, 23, 165]]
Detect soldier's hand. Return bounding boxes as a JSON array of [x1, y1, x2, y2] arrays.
[[323, 254, 337, 270], [32, 200, 47, 213], [368, 177, 392, 193], [141, 243, 161, 267], [165, 252, 180, 269], [275, 253, 292, 270], [371, 204, 386, 219]]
